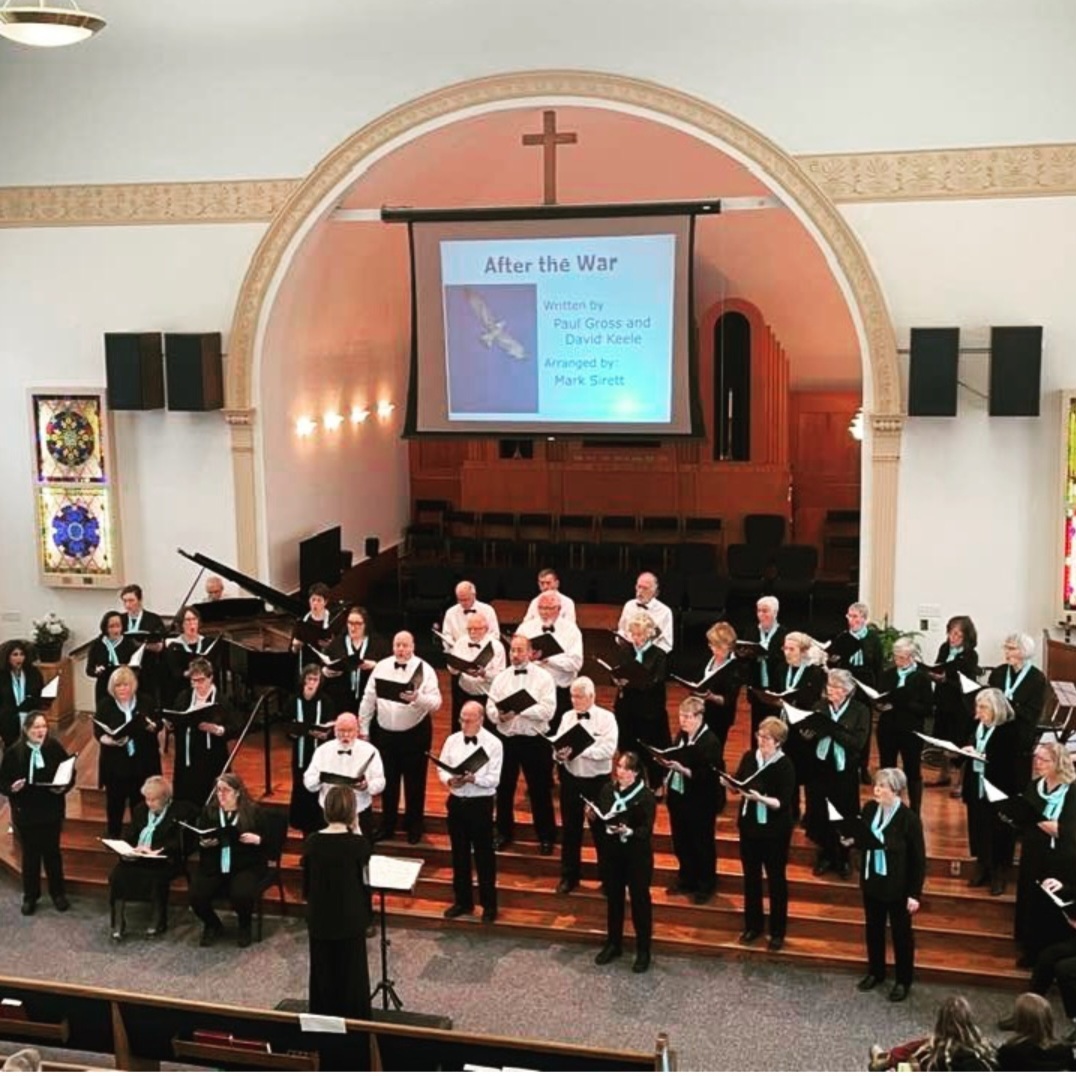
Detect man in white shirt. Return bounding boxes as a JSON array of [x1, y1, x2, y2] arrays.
[[517, 591, 584, 732], [486, 634, 557, 853], [446, 611, 506, 729], [359, 631, 442, 844], [523, 568, 577, 624], [554, 677, 618, 894], [303, 713, 385, 837], [617, 572, 673, 654], [437, 700, 503, 923], [440, 581, 500, 649]]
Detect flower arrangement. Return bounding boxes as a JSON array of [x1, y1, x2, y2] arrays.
[[32, 612, 70, 659]]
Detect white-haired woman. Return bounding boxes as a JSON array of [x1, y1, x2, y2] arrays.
[[613, 612, 668, 789], [987, 633, 1047, 764], [741, 596, 787, 735], [875, 637, 933, 814], [828, 604, 883, 785], [778, 631, 827, 821]]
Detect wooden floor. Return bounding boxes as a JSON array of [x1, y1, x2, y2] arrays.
[[0, 672, 1025, 989]]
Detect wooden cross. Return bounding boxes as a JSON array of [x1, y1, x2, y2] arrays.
[[522, 110, 577, 206]]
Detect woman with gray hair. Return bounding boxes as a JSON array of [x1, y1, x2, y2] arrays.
[[987, 633, 1047, 760], [961, 687, 1020, 896], [875, 637, 933, 815], [613, 611, 668, 789], [846, 767, 925, 1002]]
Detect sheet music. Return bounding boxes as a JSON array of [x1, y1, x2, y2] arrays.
[[826, 799, 843, 822], [958, 672, 982, 695], [782, 703, 816, 725], [368, 854, 423, 892], [853, 677, 881, 700], [1052, 681, 1076, 706], [298, 1013, 347, 1034], [982, 778, 1008, 804], [48, 756, 75, 787], [41, 677, 59, 699]]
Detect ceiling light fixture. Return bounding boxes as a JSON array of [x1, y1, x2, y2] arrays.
[[0, 1, 106, 47]]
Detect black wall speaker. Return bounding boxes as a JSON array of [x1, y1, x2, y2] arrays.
[[165, 332, 224, 411], [989, 326, 1043, 417], [105, 332, 164, 411], [908, 328, 960, 417], [364, 536, 380, 559]]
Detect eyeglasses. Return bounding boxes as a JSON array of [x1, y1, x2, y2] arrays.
[[190, 675, 209, 684], [348, 620, 365, 627]]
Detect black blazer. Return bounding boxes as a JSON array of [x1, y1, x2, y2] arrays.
[[961, 719, 1022, 804], [931, 643, 979, 724], [734, 749, 796, 841], [778, 663, 827, 710], [0, 664, 44, 747], [877, 665, 934, 732], [594, 778, 656, 856], [93, 693, 162, 787], [0, 737, 73, 826], [699, 657, 744, 740], [806, 698, 870, 770], [857, 800, 926, 903], [742, 623, 788, 690], [283, 691, 338, 772], [988, 663, 1048, 749], [194, 802, 268, 878], [614, 645, 668, 722], [1021, 777, 1076, 886], [122, 799, 194, 872], [326, 633, 388, 711], [85, 636, 137, 704], [828, 629, 884, 688], [666, 725, 724, 809]]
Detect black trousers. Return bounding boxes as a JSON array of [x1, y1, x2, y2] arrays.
[[667, 791, 717, 894], [373, 717, 432, 838], [600, 842, 653, 952], [877, 721, 923, 796], [863, 892, 915, 985], [104, 777, 144, 839], [189, 868, 261, 929], [308, 934, 371, 1019], [740, 833, 790, 938], [447, 794, 496, 912], [965, 795, 1015, 878], [497, 734, 556, 844], [558, 770, 605, 884], [16, 819, 65, 902], [806, 762, 857, 868]]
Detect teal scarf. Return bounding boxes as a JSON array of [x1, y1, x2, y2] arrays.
[[138, 804, 169, 849], [1038, 778, 1070, 849], [758, 625, 778, 688], [865, 801, 900, 879], [817, 700, 850, 771], [972, 722, 996, 798], [742, 748, 783, 823]]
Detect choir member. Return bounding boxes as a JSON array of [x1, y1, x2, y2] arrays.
[[166, 657, 238, 808], [926, 615, 979, 794], [663, 696, 724, 903], [437, 700, 503, 923], [518, 591, 585, 728], [85, 610, 135, 707], [611, 612, 668, 789], [0, 639, 43, 749], [848, 767, 925, 1003], [589, 750, 656, 973], [290, 582, 335, 656], [827, 602, 883, 784], [303, 713, 385, 837], [524, 567, 577, 623], [554, 676, 617, 895], [775, 630, 826, 820], [740, 596, 787, 734], [107, 775, 190, 940], [325, 606, 382, 713], [440, 581, 501, 650], [875, 637, 933, 814], [286, 664, 338, 834], [962, 687, 1020, 896], [189, 773, 268, 948], [801, 668, 870, 878], [162, 605, 216, 705], [359, 631, 441, 844], [988, 632, 1048, 769], [446, 611, 506, 729], [0, 711, 74, 915], [302, 785, 372, 1019], [120, 584, 167, 705], [617, 572, 673, 653], [486, 633, 557, 853], [726, 716, 796, 949], [696, 621, 744, 755], [94, 666, 162, 837]]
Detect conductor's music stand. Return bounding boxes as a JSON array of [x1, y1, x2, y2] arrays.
[[367, 854, 423, 1012]]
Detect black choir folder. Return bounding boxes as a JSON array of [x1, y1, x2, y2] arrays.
[[493, 687, 537, 714], [734, 640, 768, 660], [286, 720, 335, 738], [984, 779, 1044, 829], [179, 821, 238, 844], [670, 671, 723, 695], [546, 721, 594, 760], [527, 632, 564, 659], [444, 642, 494, 674], [596, 657, 655, 691], [319, 752, 376, 785], [161, 704, 221, 731], [374, 668, 422, 701], [827, 801, 883, 849], [427, 747, 490, 776], [16, 676, 60, 713]]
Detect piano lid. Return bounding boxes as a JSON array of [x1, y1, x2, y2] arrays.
[[178, 549, 307, 619]]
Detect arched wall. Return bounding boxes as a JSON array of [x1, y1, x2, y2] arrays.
[[225, 70, 903, 615]]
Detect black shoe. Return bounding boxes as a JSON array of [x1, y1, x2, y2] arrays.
[[443, 903, 473, 919], [481, 908, 497, 924], [556, 878, 577, 895], [111, 928, 124, 943], [199, 923, 222, 948], [538, 841, 554, 855], [371, 828, 395, 843], [967, 868, 989, 888], [990, 878, 1006, 896], [812, 858, 831, 877], [768, 936, 785, 951], [888, 983, 910, 1003], [997, 1013, 1017, 1032], [692, 889, 714, 905], [857, 974, 883, 992], [144, 924, 167, 939], [493, 834, 511, 851], [407, 830, 423, 845], [632, 951, 651, 973], [52, 895, 70, 912], [237, 926, 253, 949], [20, 899, 35, 916], [665, 881, 692, 896], [595, 943, 622, 965], [837, 861, 852, 881], [739, 929, 762, 945]]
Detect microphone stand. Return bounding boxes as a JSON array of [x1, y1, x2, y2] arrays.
[[205, 689, 273, 807]]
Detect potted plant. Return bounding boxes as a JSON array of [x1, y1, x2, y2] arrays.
[[32, 612, 70, 663]]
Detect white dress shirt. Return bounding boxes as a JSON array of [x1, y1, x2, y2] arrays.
[[441, 601, 501, 648], [448, 634, 506, 698], [303, 737, 386, 816], [516, 615, 584, 688], [524, 591, 577, 624], [555, 704, 618, 779], [485, 663, 557, 737], [437, 727, 503, 798], [359, 656, 442, 736], [618, 597, 674, 653]]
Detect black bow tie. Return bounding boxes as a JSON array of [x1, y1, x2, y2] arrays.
[[463, 608, 476, 614], [542, 626, 555, 633], [464, 736, 477, 745], [338, 749, 351, 756], [468, 642, 480, 649], [636, 601, 649, 609], [577, 711, 590, 721], [514, 668, 528, 676], [395, 662, 408, 670]]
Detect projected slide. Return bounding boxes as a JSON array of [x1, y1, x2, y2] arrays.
[[440, 234, 675, 423]]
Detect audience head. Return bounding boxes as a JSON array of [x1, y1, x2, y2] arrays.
[[100, 610, 124, 639], [1033, 740, 1076, 786], [873, 767, 907, 805], [393, 631, 415, 662], [119, 584, 144, 614], [459, 700, 484, 737], [946, 615, 977, 650], [974, 687, 1013, 727], [1003, 632, 1035, 667], [614, 750, 642, 787], [2, 1047, 42, 1072], [537, 568, 561, 593], [107, 665, 138, 703], [927, 995, 993, 1063], [846, 603, 870, 630], [677, 695, 705, 734], [826, 668, 856, 704], [891, 637, 920, 667], [345, 606, 369, 640], [1, 639, 32, 671], [1009, 992, 1057, 1048], [757, 716, 787, 754], [756, 596, 779, 628], [204, 575, 225, 601], [334, 713, 359, 746], [466, 612, 489, 641], [706, 621, 736, 659], [22, 711, 49, 745], [141, 775, 173, 813], [625, 612, 657, 648], [509, 633, 530, 667], [455, 581, 477, 609], [570, 677, 595, 711], [323, 784, 357, 828]]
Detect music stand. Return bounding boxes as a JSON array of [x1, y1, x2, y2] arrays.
[[1048, 681, 1076, 744], [367, 854, 423, 1012]]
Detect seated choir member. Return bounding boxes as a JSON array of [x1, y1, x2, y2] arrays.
[[741, 596, 787, 734], [926, 614, 979, 795], [554, 676, 618, 895], [874, 636, 933, 815], [94, 666, 161, 838], [120, 584, 167, 705], [290, 582, 335, 656], [107, 775, 190, 940], [485, 633, 557, 853], [827, 602, 883, 784], [962, 687, 1020, 897], [1023, 880, 1076, 1045], [524, 567, 577, 623], [662, 696, 724, 904], [995, 992, 1075, 1071], [446, 611, 506, 730], [846, 767, 925, 1003], [286, 664, 338, 834], [325, 606, 382, 714], [162, 605, 216, 705], [302, 785, 373, 1019], [800, 667, 869, 878], [85, 610, 135, 707], [725, 716, 796, 950], [437, 700, 503, 923], [696, 621, 744, 756], [868, 995, 996, 1072], [0, 639, 44, 749], [188, 773, 268, 948], [612, 611, 668, 790], [359, 631, 441, 844], [440, 580, 501, 650], [589, 750, 656, 973], [304, 713, 385, 837], [617, 572, 673, 653], [517, 591, 584, 730], [988, 632, 1048, 779], [166, 657, 238, 809], [0, 711, 74, 914]]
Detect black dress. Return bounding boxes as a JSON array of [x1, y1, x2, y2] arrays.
[[665, 724, 724, 897], [698, 656, 744, 753], [0, 665, 44, 748], [875, 665, 934, 811], [302, 830, 372, 1019], [93, 693, 162, 837], [742, 624, 788, 734], [931, 643, 979, 747], [108, 799, 193, 924], [124, 610, 168, 706], [84, 636, 136, 707], [325, 634, 385, 714], [988, 662, 1048, 763], [828, 629, 884, 688], [188, 803, 268, 934], [613, 645, 668, 787], [776, 662, 826, 814], [285, 691, 337, 834], [162, 636, 219, 711], [961, 719, 1020, 885], [167, 688, 239, 808]]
